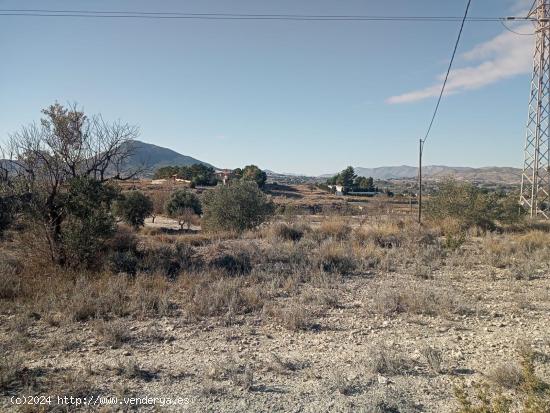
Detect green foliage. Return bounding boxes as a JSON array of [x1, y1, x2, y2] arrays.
[[0, 196, 15, 236], [154, 164, 217, 186], [355, 176, 376, 191], [427, 180, 523, 230], [327, 167, 377, 193], [114, 191, 153, 229], [454, 352, 550, 413], [336, 166, 357, 188], [240, 165, 267, 188], [202, 181, 274, 232], [165, 189, 202, 230], [61, 177, 118, 268], [495, 193, 526, 225], [165, 190, 202, 216]]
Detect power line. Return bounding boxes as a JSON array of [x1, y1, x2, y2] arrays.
[[421, 0, 472, 147], [0, 9, 532, 22], [417, 0, 472, 224], [500, 19, 535, 35]]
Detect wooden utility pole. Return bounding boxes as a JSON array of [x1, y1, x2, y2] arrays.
[[418, 138, 423, 224]]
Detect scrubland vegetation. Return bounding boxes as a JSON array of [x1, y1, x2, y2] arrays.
[[1, 105, 549, 412]]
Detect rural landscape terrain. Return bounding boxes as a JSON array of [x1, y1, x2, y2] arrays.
[[1, 104, 549, 412]]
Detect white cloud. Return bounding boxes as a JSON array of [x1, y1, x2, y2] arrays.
[[386, 23, 534, 104]]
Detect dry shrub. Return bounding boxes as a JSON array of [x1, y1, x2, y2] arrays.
[[300, 288, 340, 308], [205, 242, 256, 276], [108, 224, 138, 252], [432, 216, 464, 237], [67, 275, 131, 321], [367, 344, 415, 375], [328, 369, 357, 396], [140, 242, 198, 278], [185, 277, 265, 318], [0, 259, 22, 300], [455, 352, 550, 413], [114, 359, 157, 381], [487, 363, 523, 389], [482, 235, 517, 268], [354, 222, 402, 248], [410, 244, 445, 279], [374, 283, 468, 317], [317, 242, 356, 275], [23, 270, 172, 322], [263, 302, 313, 331], [139, 226, 162, 236], [0, 347, 23, 391], [208, 252, 252, 276], [130, 274, 173, 317], [263, 239, 315, 274], [94, 319, 130, 348], [516, 231, 550, 253], [316, 218, 351, 241], [421, 346, 444, 374], [265, 354, 301, 375], [268, 222, 306, 242], [45, 369, 97, 401], [363, 387, 418, 413], [206, 356, 254, 390]]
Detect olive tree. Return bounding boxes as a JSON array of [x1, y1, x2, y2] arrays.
[[241, 165, 267, 188], [114, 191, 153, 229], [426, 179, 524, 230], [0, 103, 140, 265], [202, 181, 274, 232], [165, 189, 202, 231]]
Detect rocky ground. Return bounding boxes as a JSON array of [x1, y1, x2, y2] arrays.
[[2, 261, 549, 412]]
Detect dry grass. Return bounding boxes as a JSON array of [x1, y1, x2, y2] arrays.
[[0, 347, 23, 391], [327, 369, 357, 396], [354, 221, 402, 248], [268, 222, 307, 242], [317, 242, 357, 275], [373, 282, 469, 318], [94, 319, 131, 348], [184, 276, 265, 319], [366, 344, 415, 376], [421, 346, 444, 374], [262, 302, 314, 331], [206, 356, 254, 390], [486, 363, 524, 389], [316, 218, 351, 241]]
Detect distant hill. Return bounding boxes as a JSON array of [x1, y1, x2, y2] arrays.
[[324, 165, 522, 185], [120, 140, 214, 176]]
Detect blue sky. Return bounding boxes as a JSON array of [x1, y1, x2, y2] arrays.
[[0, 0, 536, 175]]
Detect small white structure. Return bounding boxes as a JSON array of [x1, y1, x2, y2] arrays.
[[151, 179, 167, 185], [328, 185, 345, 196]]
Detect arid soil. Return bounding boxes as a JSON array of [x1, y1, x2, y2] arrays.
[[1, 222, 549, 412]]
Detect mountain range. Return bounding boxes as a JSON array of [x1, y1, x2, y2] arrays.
[[121, 140, 214, 175], [351, 165, 522, 184], [1, 140, 522, 184]]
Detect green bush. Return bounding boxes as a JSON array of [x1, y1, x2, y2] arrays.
[[202, 181, 274, 233], [109, 250, 139, 275], [61, 177, 118, 269], [165, 190, 202, 230], [427, 180, 523, 230], [141, 243, 197, 278], [208, 251, 252, 276], [114, 191, 153, 229]]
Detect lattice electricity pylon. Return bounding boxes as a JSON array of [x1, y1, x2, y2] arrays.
[[520, 0, 550, 219]]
